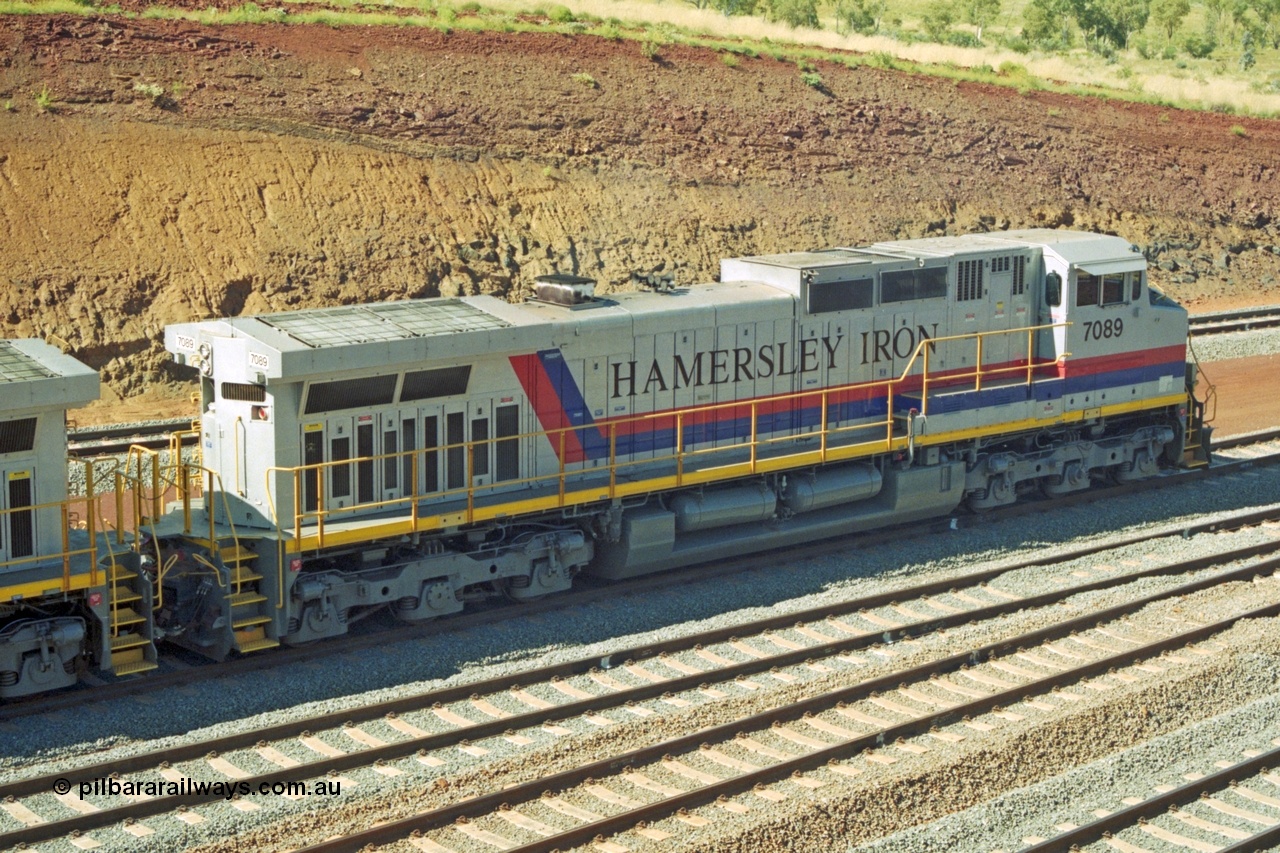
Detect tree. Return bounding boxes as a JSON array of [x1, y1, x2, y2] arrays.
[[921, 0, 957, 40], [1150, 0, 1190, 38], [764, 0, 820, 27], [1252, 0, 1280, 47], [836, 0, 886, 33], [1202, 0, 1228, 40], [1023, 0, 1075, 44], [1240, 28, 1257, 67], [1100, 0, 1150, 46], [964, 0, 1002, 40], [712, 0, 757, 14]]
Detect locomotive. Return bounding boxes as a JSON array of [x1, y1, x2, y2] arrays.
[[0, 229, 1207, 696]]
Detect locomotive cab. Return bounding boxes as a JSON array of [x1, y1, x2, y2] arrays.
[[0, 341, 108, 698]]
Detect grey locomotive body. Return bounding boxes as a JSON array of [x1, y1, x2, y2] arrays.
[[0, 229, 1204, 696], [152, 228, 1194, 655]]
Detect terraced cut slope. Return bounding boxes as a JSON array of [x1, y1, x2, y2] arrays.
[[1, 13, 1279, 415]]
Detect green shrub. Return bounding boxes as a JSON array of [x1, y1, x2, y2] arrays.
[[1230, 124, 1247, 136], [548, 4, 574, 22], [801, 70, 823, 87], [1183, 34, 1214, 58], [722, 52, 740, 67], [133, 81, 165, 100], [571, 71, 597, 88]]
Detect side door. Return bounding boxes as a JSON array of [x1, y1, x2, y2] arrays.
[[301, 422, 324, 515], [493, 397, 522, 485], [325, 415, 355, 511], [0, 467, 35, 565], [443, 403, 468, 494], [353, 414, 377, 506], [468, 398, 494, 489]]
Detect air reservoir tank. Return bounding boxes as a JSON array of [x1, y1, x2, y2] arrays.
[[781, 464, 882, 514], [669, 483, 777, 533]]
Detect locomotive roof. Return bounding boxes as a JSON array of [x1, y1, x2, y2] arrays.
[[166, 281, 793, 382], [0, 339, 99, 413], [873, 229, 1144, 274], [725, 230, 1143, 275]]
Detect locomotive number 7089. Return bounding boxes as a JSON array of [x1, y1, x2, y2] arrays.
[[1082, 318, 1124, 340]]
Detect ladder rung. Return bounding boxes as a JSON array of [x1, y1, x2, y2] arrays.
[[220, 545, 258, 563], [232, 615, 272, 630], [112, 607, 146, 627], [236, 637, 280, 654], [113, 659, 159, 677], [110, 633, 150, 651], [231, 569, 263, 584], [107, 565, 136, 582], [229, 592, 267, 607], [112, 589, 142, 605]]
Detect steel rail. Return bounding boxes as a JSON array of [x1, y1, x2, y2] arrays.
[[292, 586, 1280, 853], [67, 418, 196, 457], [1189, 304, 1280, 336], [1021, 743, 1280, 852], [4, 550, 1278, 851], [5, 443, 1278, 722], [6, 535, 1280, 804]]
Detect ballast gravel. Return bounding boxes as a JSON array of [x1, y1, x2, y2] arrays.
[[1190, 326, 1280, 362], [192, 583, 1280, 853], [2, 466, 1279, 852], [5, 467, 1280, 779], [682, 613, 1280, 853], [850, 691, 1280, 853]]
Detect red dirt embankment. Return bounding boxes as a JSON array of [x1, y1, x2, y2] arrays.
[[0, 14, 1278, 422]]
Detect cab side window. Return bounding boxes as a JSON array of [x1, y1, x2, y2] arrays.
[[1075, 272, 1099, 307], [1101, 274, 1125, 305], [1045, 271, 1062, 307]]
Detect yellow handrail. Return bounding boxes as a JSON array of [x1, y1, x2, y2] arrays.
[[255, 321, 1074, 551]]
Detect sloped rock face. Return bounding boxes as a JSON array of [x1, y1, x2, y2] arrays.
[[1, 16, 1277, 413]]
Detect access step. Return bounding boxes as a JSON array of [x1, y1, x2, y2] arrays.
[[110, 633, 150, 652], [234, 625, 279, 654], [111, 588, 142, 606], [113, 659, 159, 677], [220, 545, 258, 564], [231, 567, 263, 585], [111, 607, 147, 627], [106, 564, 137, 582], [111, 645, 158, 677], [232, 614, 272, 630], [229, 591, 268, 608]]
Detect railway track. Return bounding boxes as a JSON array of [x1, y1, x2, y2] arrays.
[[2, 511, 1279, 851], [1022, 743, 1280, 852], [1188, 304, 1280, 336], [292, 590, 1280, 853], [4, 427, 1275, 725], [67, 417, 196, 457]]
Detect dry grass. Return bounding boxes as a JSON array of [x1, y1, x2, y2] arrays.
[[3, 0, 1278, 115], [473, 0, 1280, 115]]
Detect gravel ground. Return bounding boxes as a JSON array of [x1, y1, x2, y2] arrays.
[[1191, 326, 1280, 362], [6, 466, 1280, 778], [848, 691, 1280, 853], [4, 464, 1278, 851], [15, 542, 1280, 853], [188, 578, 1280, 853], [689, 607, 1280, 853]]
